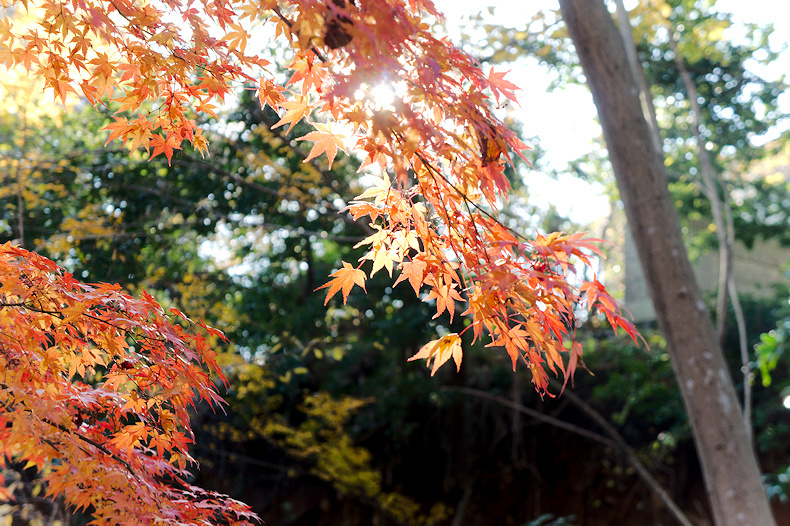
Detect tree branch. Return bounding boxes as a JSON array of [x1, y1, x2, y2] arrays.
[[42, 418, 139, 479], [665, 23, 752, 445], [445, 384, 695, 526], [442, 386, 618, 449], [545, 378, 694, 526]]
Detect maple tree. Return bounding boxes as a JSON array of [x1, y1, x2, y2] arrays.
[[0, 244, 256, 524], [0, 0, 645, 521], [0, 0, 641, 389]]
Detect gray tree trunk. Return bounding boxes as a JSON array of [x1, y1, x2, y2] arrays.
[[557, 0, 774, 524]]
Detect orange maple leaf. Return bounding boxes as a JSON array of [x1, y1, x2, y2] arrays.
[[223, 23, 249, 52], [102, 117, 131, 146], [297, 123, 346, 169], [316, 261, 366, 305], [258, 78, 286, 109], [394, 257, 427, 294], [426, 280, 464, 321], [149, 133, 182, 165], [408, 333, 462, 376], [273, 96, 313, 134]]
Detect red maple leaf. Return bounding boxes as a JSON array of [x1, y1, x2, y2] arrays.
[[488, 67, 520, 105], [149, 133, 182, 165]]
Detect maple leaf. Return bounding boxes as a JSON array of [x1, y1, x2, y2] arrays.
[[287, 53, 326, 94], [273, 96, 313, 134], [426, 280, 464, 321], [353, 175, 392, 204], [126, 119, 152, 152], [297, 123, 347, 169], [545, 340, 567, 378], [408, 333, 463, 376], [561, 341, 584, 394], [224, 23, 249, 53], [366, 243, 398, 277], [102, 117, 131, 146], [394, 257, 427, 294], [316, 261, 367, 305], [258, 78, 286, 109], [149, 133, 182, 165], [488, 67, 520, 105]]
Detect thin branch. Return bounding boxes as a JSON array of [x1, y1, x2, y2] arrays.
[[412, 146, 532, 245], [726, 204, 752, 444], [42, 418, 139, 479], [446, 384, 695, 526], [546, 379, 695, 526], [613, 0, 662, 157], [271, 7, 328, 63], [666, 28, 730, 339], [665, 23, 752, 444], [442, 386, 618, 449]]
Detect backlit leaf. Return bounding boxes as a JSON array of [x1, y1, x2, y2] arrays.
[[408, 333, 463, 376], [316, 262, 367, 305]]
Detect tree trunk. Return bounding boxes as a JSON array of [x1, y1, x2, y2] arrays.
[[557, 0, 774, 524]]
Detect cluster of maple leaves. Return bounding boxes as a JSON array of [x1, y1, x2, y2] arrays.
[[0, 244, 256, 524], [0, 0, 641, 522]]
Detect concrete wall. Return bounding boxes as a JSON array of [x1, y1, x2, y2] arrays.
[[624, 227, 789, 324]]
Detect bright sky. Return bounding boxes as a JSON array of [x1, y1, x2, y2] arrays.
[[432, 0, 790, 225]]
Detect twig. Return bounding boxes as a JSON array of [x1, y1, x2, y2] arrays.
[[442, 386, 617, 449], [665, 22, 752, 445], [39, 418, 139, 479], [546, 379, 695, 526], [445, 384, 695, 526]]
